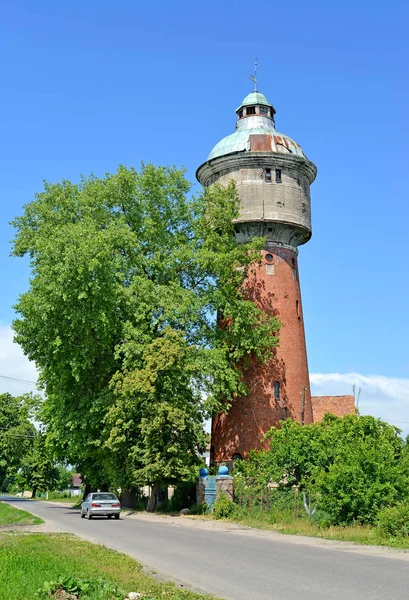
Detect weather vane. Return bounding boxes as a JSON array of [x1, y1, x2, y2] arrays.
[[249, 58, 258, 92]]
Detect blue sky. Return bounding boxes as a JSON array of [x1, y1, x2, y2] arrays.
[[1, 0, 409, 429]]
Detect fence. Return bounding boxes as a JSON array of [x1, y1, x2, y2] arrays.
[[234, 480, 305, 518]]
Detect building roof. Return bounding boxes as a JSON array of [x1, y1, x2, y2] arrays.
[[311, 395, 356, 423], [208, 127, 306, 161], [236, 91, 272, 111], [71, 474, 83, 487], [207, 90, 307, 162]]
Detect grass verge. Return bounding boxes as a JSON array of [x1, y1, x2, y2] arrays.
[[0, 502, 43, 526], [36, 496, 80, 504], [0, 532, 219, 600], [207, 510, 409, 550]]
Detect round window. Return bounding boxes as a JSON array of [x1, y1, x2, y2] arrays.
[[265, 253, 274, 262]]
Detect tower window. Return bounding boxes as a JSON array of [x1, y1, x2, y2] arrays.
[[246, 106, 256, 115], [296, 300, 300, 317], [260, 106, 268, 114], [292, 257, 296, 266], [276, 168, 282, 183], [292, 267, 297, 279], [238, 109, 243, 118], [274, 381, 280, 400], [265, 253, 274, 262], [265, 168, 272, 183]]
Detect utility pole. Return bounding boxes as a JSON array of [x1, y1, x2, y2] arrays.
[[301, 386, 307, 425]]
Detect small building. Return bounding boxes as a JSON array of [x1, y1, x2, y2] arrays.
[[311, 395, 355, 423], [65, 473, 83, 497]]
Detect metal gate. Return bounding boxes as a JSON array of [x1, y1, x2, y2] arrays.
[[205, 476, 216, 509]]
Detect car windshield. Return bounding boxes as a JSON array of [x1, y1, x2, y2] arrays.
[[92, 493, 118, 501]]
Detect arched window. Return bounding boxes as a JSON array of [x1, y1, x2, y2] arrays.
[[274, 381, 280, 400]]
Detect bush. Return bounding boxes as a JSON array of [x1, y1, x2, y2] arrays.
[[310, 510, 333, 529], [188, 503, 208, 515], [377, 503, 409, 538], [237, 415, 408, 526], [36, 575, 125, 599], [166, 481, 196, 512], [212, 494, 237, 519]]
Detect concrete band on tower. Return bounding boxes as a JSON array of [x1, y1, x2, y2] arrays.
[[196, 90, 318, 468]]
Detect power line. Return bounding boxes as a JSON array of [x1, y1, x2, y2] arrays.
[[0, 374, 38, 388]]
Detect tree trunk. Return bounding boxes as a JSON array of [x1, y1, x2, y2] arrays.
[[146, 481, 161, 512], [82, 483, 91, 500], [82, 483, 97, 500], [31, 486, 37, 499]]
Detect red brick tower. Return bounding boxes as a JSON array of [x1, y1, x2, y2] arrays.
[[196, 90, 317, 465]]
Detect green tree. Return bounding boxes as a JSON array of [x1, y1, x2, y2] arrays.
[[18, 432, 59, 498], [0, 393, 37, 492], [239, 414, 407, 525], [12, 164, 280, 507]]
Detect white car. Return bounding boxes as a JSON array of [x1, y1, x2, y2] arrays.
[[80, 492, 121, 520]]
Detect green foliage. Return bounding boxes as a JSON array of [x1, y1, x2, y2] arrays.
[[188, 503, 208, 515], [237, 414, 408, 525], [377, 503, 409, 538], [12, 164, 280, 496], [36, 575, 125, 599], [17, 432, 60, 497], [0, 393, 38, 491], [0, 501, 43, 525], [212, 494, 237, 519], [1, 533, 217, 600], [55, 464, 76, 491], [164, 480, 196, 512]]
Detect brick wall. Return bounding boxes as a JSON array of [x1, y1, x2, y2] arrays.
[[211, 246, 313, 464], [311, 395, 355, 422]]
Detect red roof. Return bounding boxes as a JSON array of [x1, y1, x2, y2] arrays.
[[311, 395, 355, 423], [71, 474, 83, 487]]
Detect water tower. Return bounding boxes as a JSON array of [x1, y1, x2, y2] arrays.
[[196, 87, 317, 465]]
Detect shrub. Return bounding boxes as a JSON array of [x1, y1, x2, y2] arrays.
[[310, 510, 333, 529], [212, 494, 237, 519], [189, 503, 208, 515], [377, 503, 409, 538], [166, 481, 196, 512], [36, 575, 125, 599], [238, 415, 408, 526]]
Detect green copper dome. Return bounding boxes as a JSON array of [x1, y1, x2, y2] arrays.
[[236, 91, 272, 112], [204, 90, 307, 162]]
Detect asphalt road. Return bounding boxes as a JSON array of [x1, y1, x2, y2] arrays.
[[2, 496, 409, 600]]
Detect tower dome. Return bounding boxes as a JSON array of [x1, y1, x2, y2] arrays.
[[207, 91, 308, 162]]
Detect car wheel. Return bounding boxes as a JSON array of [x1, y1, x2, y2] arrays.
[[86, 510, 92, 520], [81, 511, 85, 519], [114, 514, 120, 520]]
